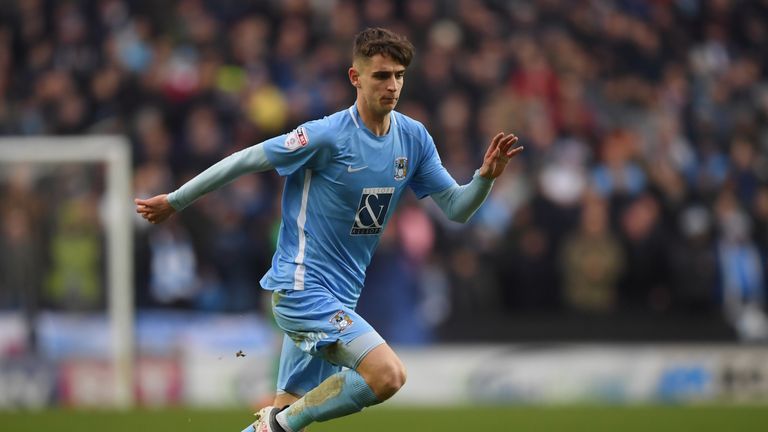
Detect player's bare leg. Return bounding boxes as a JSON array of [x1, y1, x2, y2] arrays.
[[272, 392, 305, 432], [354, 344, 407, 400], [268, 343, 405, 431], [274, 392, 300, 409]]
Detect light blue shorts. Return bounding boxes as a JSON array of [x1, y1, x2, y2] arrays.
[[271, 288, 385, 396]]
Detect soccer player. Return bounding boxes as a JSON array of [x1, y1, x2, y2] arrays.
[[135, 27, 522, 432]]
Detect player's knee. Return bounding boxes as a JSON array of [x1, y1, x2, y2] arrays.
[[373, 360, 407, 400]]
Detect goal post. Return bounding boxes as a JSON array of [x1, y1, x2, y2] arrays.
[[0, 136, 135, 407]]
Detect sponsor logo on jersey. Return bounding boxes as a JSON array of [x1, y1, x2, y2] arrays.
[[330, 310, 354, 332], [351, 187, 394, 235], [394, 157, 408, 180], [284, 126, 309, 151]]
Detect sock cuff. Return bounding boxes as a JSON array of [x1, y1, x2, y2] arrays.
[[275, 409, 294, 432], [343, 370, 380, 406]]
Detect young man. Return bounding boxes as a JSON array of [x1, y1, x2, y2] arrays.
[[135, 28, 522, 432]]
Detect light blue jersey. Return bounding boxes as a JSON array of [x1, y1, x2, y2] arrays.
[[165, 103, 497, 395], [260, 105, 456, 307]]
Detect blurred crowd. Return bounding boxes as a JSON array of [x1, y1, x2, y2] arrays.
[[1, 0, 768, 342]]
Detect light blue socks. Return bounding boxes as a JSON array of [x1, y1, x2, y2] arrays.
[[276, 370, 380, 432]]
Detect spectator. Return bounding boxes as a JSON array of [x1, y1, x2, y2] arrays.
[[559, 193, 624, 313]]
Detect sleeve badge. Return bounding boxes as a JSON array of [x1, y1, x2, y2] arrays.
[[285, 126, 309, 151]]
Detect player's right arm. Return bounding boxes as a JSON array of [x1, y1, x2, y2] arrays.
[[134, 118, 333, 225], [134, 143, 273, 224]]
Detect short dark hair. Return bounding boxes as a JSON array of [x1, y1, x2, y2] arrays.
[[352, 27, 414, 67]]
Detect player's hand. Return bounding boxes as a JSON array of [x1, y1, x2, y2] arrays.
[[478, 132, 523, 180], [134, 194, 175, 224]]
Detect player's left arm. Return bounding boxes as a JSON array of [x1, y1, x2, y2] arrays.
[[431, 132, 522, 223]]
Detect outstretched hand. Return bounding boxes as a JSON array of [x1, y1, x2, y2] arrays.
[[134, 194, 175, 224], [477, 132, 523, 179]]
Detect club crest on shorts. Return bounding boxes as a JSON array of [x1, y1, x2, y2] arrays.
[[284, 126, 309, 151], [330, 310, 354, 332], [394, 157, 408, 180]]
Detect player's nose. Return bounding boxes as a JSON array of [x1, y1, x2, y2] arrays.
[[386, 76, 397, 91]]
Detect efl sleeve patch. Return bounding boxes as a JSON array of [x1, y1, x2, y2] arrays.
[[284, 126, 310, 151]]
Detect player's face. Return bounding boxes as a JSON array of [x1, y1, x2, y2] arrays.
[[350, 54, 406, 116]]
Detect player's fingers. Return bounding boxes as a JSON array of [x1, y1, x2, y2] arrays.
[[506, 146, 525, 158], [489, 132, 504, 152], [492, 148, 509, 166], [498, 149, 510, 163], [500, 134, 518, 152], [137, 206, 154, 216]]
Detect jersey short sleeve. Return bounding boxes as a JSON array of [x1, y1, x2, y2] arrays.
[[408, 128, 457, 199], [263, 117, 335, 176]]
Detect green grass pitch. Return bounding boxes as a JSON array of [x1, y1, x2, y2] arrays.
[[2, 405, 767, 432]]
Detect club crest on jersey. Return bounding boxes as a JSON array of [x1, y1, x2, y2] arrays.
[[284, 126, 309, 151], [330, 310, 354, 332], [394, 157, 408, 181], [351, 187, 395, 235]]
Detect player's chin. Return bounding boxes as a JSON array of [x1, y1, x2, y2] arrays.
[[380, 98, 398, 111]]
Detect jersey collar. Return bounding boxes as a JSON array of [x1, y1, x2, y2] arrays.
[[347, 104, 397, 133]]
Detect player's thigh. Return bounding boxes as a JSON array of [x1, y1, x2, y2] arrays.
[[356, 343, 404, 376]]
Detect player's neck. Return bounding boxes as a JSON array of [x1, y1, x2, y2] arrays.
[[355, 100, 391, 136]]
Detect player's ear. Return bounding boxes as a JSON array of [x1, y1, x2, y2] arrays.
[[349, 66, 361, 88]]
